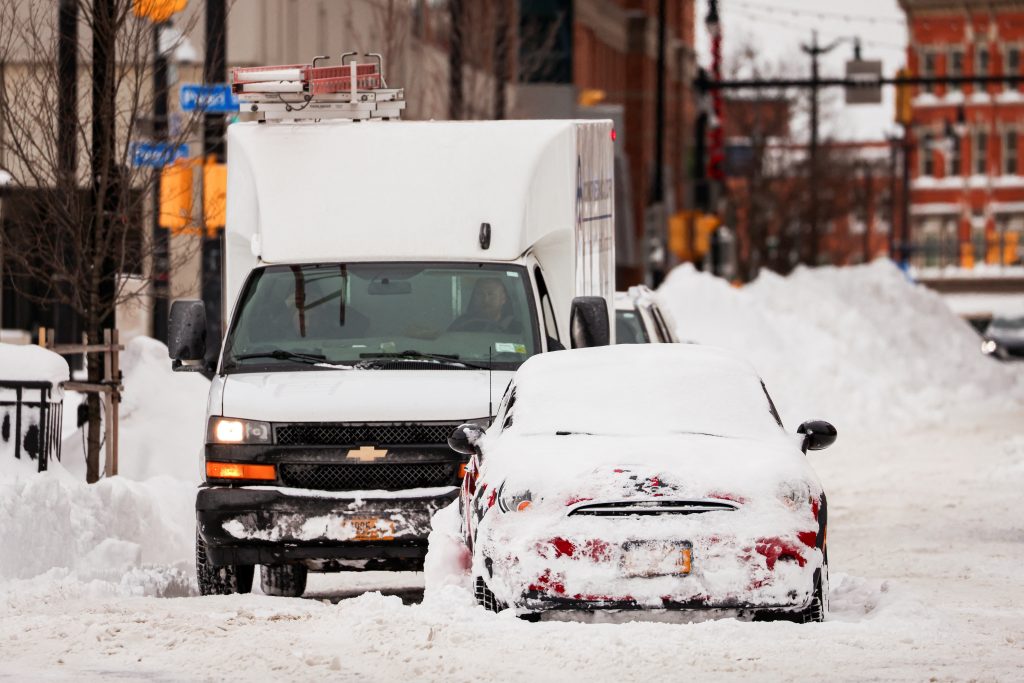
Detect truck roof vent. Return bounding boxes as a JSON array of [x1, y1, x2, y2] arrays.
[[231, 52, 405, 123]]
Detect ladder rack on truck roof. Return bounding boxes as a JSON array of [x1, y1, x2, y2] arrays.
[[231, 52, 405, 122]]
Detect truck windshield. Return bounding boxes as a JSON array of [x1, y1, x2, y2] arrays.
[[222, 263, 539, 372]]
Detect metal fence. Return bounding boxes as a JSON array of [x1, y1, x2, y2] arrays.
[[0, 380, 63, 472]]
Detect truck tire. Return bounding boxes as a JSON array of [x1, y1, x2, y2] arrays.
[[260, 563, 308, 598], [195, 529, 254, 595]]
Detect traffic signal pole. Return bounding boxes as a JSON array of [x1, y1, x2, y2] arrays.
[[203, 0, 226, 366], [151, 21, 169, 343]]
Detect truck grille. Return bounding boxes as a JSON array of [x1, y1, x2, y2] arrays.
[[279, 462, 458, 491], [275, 422, 458, 447]]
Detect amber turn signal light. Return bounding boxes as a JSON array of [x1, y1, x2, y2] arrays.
[[206, 461, 276, 481]]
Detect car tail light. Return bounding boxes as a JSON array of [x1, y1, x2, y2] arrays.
[[755, 537, 807, 570], [206, 461, 276, 481]]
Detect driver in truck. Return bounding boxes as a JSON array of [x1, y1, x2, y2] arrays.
[[450, 278, 521, 333]]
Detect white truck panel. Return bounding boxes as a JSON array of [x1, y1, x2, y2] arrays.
[[223, 119, 614, 332]]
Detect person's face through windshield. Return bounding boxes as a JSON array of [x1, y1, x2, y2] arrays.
[[469, 278, 510, 321]]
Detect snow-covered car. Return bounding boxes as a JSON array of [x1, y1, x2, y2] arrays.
[[447, 344, 837, 622], [980, 314, 1024, 360], [614, 286, 678, 344]]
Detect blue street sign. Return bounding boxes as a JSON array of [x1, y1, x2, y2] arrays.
[[131, 142, 189, 168], [180, 83, 238, 113]]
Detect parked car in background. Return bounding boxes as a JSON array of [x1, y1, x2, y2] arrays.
[[615, 286, 678, 344], [981, 315, 1024, 360], [449, 344, 837, 623]]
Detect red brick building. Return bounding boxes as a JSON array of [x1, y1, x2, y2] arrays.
[[900, 0, 1024, 268], [573, 0, 696, 284]]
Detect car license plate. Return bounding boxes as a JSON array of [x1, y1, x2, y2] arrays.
[[620, 541, 692, 578], [348, 517, 395, 541]]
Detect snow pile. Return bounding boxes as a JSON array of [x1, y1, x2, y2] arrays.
[[0, 468, 196, 591], [0, 342, 69, 390], [60, 336, 210, 482], [0, 337, 207, 593], [656, 260, 1024, 431]]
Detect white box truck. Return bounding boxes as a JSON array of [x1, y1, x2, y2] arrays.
[[168, 69, 615, 596]]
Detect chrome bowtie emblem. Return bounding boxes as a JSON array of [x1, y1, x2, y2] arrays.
[[346, 446, 388, 462]]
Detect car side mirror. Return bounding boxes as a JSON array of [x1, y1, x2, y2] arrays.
[[448, 423, 485, 456], [168, 299, 207, 371], [570, 296, 610, 348], [798, 420, 837, 453]]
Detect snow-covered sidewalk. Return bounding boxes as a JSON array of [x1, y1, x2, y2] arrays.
[[2, 407, 1021, 681]]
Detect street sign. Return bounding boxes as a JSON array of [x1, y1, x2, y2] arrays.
[[180, 84, 238, 113], [131, 141, 188, 168], [845, 60, 883, 105]]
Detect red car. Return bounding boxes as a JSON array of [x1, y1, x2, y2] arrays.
[[448, 344, 836, 622]]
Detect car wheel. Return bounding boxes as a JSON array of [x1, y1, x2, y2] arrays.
[[260, 563, 308, 598], [474, 576, 507, 613], [753, 564, 827, 624], [195, 529, 254, 596]]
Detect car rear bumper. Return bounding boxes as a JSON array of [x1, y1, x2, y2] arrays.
[[196, 484, 458, 567]]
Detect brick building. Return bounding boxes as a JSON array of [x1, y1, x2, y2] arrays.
[[573, 0, 696, 284], [900, 0, 1024, 268]]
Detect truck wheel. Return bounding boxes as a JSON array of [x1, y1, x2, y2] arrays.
[[260, 563, 308, 598], [195, 529, 254, 595]]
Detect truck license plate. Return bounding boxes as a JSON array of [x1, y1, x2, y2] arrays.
[[620, 541, 692, 578], [349, 517, 395, 541]]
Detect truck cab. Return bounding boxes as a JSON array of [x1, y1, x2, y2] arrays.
[[169, 60, 616, 597]]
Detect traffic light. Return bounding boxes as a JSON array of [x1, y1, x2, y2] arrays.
[[133, 0, 187, 23], [203, 161, 227, 235], [159, 162, 192, 231], [895, 67, 912, 126], [668, 211, 720, 262]]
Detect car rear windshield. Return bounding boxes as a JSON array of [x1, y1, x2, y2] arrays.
[[222, 263, 539, 371], [615, 310, 649, 344]]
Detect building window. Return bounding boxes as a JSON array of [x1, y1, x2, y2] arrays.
[[949, 48, 964, 91], [976, 46, 990, 90], [921, 133, 934, 176], [923, 51, 937, 93], [1004, 129, 1018, 175], [1007, 46, 1022, 90], [950, 134, 963, 176], [975, 129, 989, 174]]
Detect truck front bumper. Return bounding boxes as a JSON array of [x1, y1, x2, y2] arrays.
[[196, 485, 458, 568]]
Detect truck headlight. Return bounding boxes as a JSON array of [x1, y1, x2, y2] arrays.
[[981, 339, 998, 355], [208, 417, 272, 444]]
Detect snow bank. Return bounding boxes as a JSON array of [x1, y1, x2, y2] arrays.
[[0, 468, 196, 591], [0, 337, 207, 591], [0, 342, 69, 389], [656, 260, 1024, 431], [61, 336, 210, 482]]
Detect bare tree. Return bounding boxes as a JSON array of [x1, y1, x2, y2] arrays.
[[0, 0, 200, 482]]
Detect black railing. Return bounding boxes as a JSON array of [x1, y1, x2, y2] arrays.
[[0, 380, 63, 473]]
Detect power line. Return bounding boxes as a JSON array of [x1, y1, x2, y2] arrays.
[[727, 6, 908, 52], [728, 0, 907, 27]]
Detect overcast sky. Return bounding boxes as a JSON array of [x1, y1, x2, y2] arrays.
[[695, 0, 909, 142]]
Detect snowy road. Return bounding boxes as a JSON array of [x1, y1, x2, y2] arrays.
[[2, 407, 1022, 681]]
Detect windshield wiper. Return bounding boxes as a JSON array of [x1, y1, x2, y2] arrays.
[[231, 350, 346, 367], [359, 350, 490, 370]]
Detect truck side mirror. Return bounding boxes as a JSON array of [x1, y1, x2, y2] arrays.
[[168, 299, 207, 370], [448, 423, 485, 455], [569, 296, 610, 348], [797, 420, 837, 453]]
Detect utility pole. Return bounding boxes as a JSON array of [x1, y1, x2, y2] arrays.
[[706, 0, 724, 276], [492, 0, 509, 120], [645, 0, 667, 287], [800, 32, 842, 266], [448, 0, 464, 120], [203, 0, 227, 365], [151, 21, 170, 343]]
